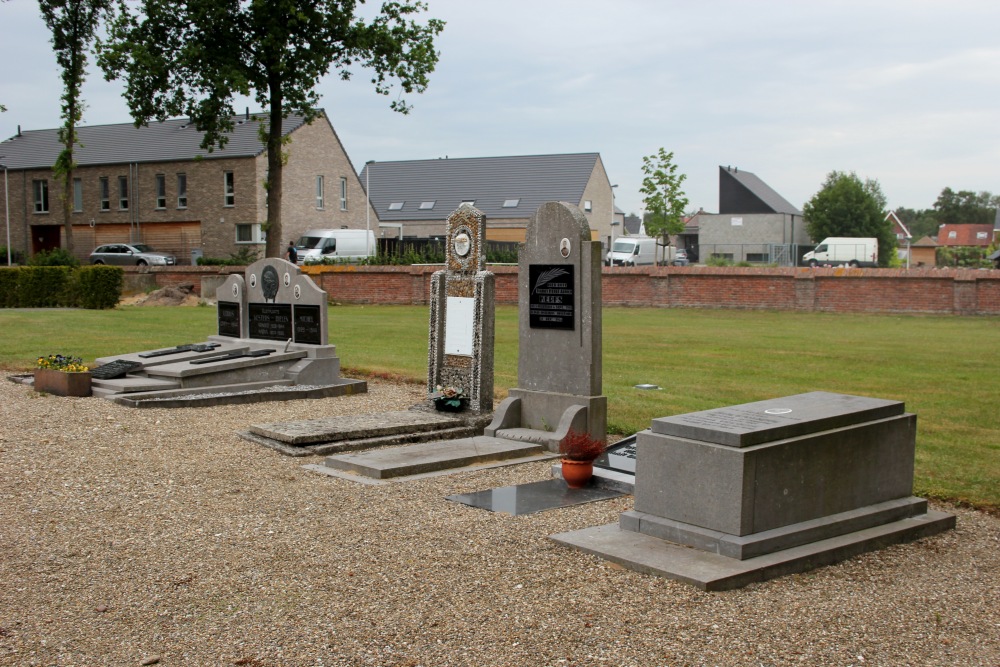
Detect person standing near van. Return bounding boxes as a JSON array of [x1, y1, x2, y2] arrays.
[[286, 241, 298, 264]]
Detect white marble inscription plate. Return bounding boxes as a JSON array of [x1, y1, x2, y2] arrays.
[[445, 296, 475, 356]]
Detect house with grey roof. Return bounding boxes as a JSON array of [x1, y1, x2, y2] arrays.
[[692, 166, 809, 265], [0, 110, 373, 263], [359, 153, 616, 245]]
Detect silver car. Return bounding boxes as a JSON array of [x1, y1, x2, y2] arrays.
[[89, 243, 176, 266]]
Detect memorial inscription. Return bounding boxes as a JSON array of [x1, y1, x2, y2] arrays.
[[529, 264, 574, 330], [218, 301, 241, 338], [248, 303, 293, 341], [293, 305, 322, 345]]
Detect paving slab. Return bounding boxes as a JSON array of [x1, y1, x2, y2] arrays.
[[323, 436, 544, 479], [550, 510, 956, 591], [250, 410, 463, 445]]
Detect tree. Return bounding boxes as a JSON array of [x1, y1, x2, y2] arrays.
[[932, 187, 998, 226], [803, 171, 896, 267], [99, 0, 444, 258], [40, 0, 113, 255], [639, 148, 688, 264]]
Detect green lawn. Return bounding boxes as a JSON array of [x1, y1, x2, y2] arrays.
[[1, 304, 997, 511]]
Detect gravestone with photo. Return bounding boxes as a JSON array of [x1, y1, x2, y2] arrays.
[[485, 201, 605, 450], [427, 205, 495, 414]]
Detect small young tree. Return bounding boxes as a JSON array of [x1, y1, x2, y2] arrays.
[[40, 0, 113, 255], [803, 171, 896, 267], [639, 148, 688, 265]]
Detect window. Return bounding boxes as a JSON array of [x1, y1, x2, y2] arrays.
[[746, 253, 768, 263], [339, 177, 347, 211], [118, 176, 129, 210], [224, 171, 235, 206], [72, 178, 83, 212], [502, 198, 519, 208], [388, 202, 404, 211], [235, 223, 265, 244], [583, 200, 592, 212], [177, 173, 187, 208], [99, 177, 110, 211], [419, 201, 435, 210], [155, 174, 166, 209], [33, 180, 49, 213], [316, 176, 325, 209], [948, 231, 957, 239], [977, 232, 988, 240]]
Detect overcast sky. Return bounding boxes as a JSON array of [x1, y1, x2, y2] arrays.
[[2, 1, 998, 217]]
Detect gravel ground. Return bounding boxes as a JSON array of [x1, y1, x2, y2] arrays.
[[1, 379, 998, 667]]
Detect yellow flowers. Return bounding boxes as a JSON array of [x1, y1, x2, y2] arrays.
[[35, 354, 89, 373]]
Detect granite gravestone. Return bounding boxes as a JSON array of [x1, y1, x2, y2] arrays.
[[486, 201, 606, 449], [552, 391, 955, 590], [427, 205, 495, 413]]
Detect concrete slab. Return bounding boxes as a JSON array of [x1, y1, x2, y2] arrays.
[[550, 510, 956, 591], [91, 376, 181, 393], [323, 436, 544, 479], [303, 452, 559, 485], [250, 410, 462, 445], [239, 424, 476, 458], [112, 379, 366, 409]]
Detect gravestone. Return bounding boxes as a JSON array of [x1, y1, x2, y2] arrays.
[[427, 205, 495, 413], [552, 391, 955, 590], [486, 201, 605, 449]]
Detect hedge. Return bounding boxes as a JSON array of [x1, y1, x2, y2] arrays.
[[0, 265, 124, 309]]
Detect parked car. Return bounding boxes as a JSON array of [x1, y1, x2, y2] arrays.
[[672, 249, 689, 266], [89, 243, 176, 266]]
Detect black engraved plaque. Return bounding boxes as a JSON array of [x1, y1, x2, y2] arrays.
[[529, 264, 574, 330], [293, 304, 322, 345], [217, 301, 242, 338], [248, 303, 292, 341]]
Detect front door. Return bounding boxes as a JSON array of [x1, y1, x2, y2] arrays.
[[31, 225, 62, 255]]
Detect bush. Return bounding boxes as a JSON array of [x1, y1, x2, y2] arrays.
[[29, 248, 80, 267], [75, 265, 124, 309], [16, 266, 74, 307], [0, 246, 25, 266], [0, 268, 18, 307], [198, 246, 260, 266]]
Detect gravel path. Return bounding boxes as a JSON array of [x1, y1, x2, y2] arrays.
[[1, 379, 997, 667]]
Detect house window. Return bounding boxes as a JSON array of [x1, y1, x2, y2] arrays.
[[118, 176, 129, 210], [99, 177, 109, 211], [746, 253, 768, 263], [235, 223, 265, 244], [155, 174, 166, 209], [502, 199, 520, 208], [177, 173, 187, 208], [976, 232, 988, 240], [419, 201, 435, 210], [316, 175, 325, 209], [72, 178, 83, 212], [224, 171, 235, 207], [948, 231, 957, 239], [33, 180, 49, 213], [339, 177, 348, 211], [388, 202, 404, 211], [583, 200, 592, 212]]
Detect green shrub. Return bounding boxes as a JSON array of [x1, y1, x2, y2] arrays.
[[75, 265, 124, 309], [0, 268, 18, 307], [28, 248, 80, 267], [198, 246, 260, 266], [0, 246, 25, 266], [16, 266, 74, 307]]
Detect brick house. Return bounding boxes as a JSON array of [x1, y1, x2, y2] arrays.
[[358, 153, 616, 246], [692, 166, 809, 265], [937, 223, 994, 249], [0, 110, 373, 264]]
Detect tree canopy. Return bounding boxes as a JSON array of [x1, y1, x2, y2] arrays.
[[803, 171, 895, 267], [98, 0, 444, 258], [639, 148, 688, 262], [40, 0, 113, 254]]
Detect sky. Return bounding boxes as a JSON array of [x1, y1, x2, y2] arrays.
[[2, 0, 999, 218]]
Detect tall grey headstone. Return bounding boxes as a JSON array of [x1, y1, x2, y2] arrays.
[[427, 205, 495, 413], [486, 201, 606, 449]]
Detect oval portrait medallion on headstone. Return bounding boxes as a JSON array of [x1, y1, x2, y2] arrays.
[[283, 272, 291, 287], [294, 284, 301, 300], [261, 265, 279, 303], [231, 283, 240, 298], [560, 238, 572, 258], [453, 231, 471, 257], [249, 273, 257, 288]]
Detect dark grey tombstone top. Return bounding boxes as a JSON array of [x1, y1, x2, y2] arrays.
[[650, 391, 904, 448]]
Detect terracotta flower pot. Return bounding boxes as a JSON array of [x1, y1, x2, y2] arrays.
[[33, 369, 92, 397], [561, 458, 594, 489]]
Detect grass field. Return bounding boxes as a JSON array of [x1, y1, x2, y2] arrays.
[[1, 304, 997, 511]]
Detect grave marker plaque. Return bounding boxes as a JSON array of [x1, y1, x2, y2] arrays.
[[248, 303, 292, 341], [293, 304, 322, 345], [528, 264, 575, 330], [217, 301, 242, 338]]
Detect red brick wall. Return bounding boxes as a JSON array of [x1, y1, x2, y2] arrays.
[[136, 265, 1000, 315]]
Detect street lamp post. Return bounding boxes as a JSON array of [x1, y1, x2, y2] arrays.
[[1, 162, 9, 266], [365, 160, 375, 258], [609, 184, 618, 271]]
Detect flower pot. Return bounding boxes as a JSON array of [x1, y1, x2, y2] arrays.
[[561, 459, 594, 489], [433, 398, 466, 413], [33, 369, 92, 397]]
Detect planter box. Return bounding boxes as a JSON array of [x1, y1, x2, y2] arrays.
[[33, 369, 92, 397]]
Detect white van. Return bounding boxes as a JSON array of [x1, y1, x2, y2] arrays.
[[295, 229, 376, 264], [802, 237, 878, 267], [606, 236, 672, 267]]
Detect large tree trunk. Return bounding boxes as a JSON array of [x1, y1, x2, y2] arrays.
[[263, 86, 283, 259]]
